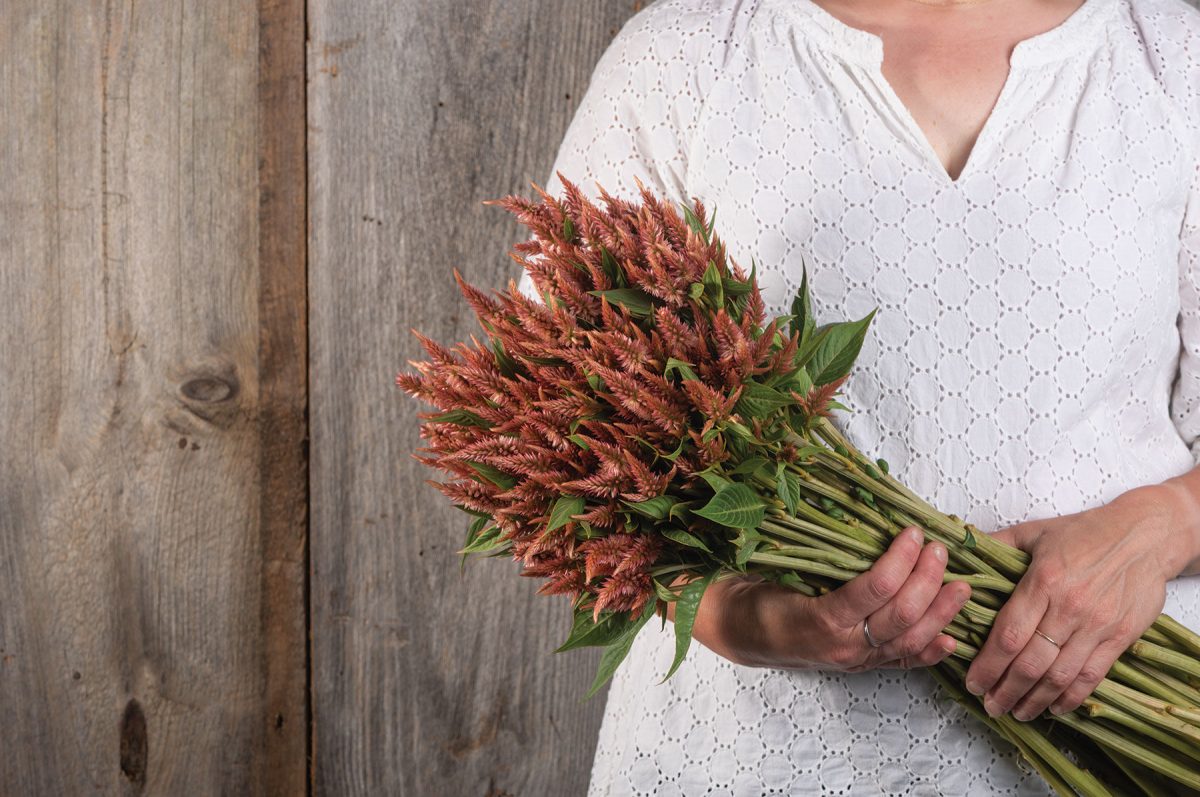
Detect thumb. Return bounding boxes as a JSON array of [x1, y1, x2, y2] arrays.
[[989, 521, 1039, 552]]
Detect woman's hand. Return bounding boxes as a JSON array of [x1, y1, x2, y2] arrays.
[[965, 483, 1200, 721], [689, 526, 972, 672]]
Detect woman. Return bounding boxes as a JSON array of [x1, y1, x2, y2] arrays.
[[519, 0, 1200, 793]]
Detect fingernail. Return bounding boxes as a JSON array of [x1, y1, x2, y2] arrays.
[[984, 698, 1000, 717], [1049, 704, 1065, 716], [1013, 709, 1032, 722], [907, 527, 923, 543], [932, 543, 946, 561], [957, 589, 970, 606], [966, 680, 983, 696]]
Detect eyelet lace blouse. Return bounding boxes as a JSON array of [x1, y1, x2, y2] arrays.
[[517, 0, 1200, 793]]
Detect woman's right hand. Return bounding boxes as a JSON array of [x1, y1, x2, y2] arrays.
[[691, 526, 971, 672]]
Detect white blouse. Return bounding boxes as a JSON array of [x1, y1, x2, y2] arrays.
[[518, 0, 1200, 793]]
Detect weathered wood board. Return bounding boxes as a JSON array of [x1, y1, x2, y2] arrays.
[[307, 2, 644, 794], [0, 1, 306, 794]]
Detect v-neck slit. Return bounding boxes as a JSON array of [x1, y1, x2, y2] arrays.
[[771, 0, 1120, 186]]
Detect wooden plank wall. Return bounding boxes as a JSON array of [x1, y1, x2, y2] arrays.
[[306, 2, 643, 794], [0, 0, 307, 794]]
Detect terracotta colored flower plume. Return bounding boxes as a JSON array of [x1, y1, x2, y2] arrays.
[[396, 173, 798, 622]]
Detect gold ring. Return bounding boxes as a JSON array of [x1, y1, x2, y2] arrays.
[[1033, 629, 1061, 648]]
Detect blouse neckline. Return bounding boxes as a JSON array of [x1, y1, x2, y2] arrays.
[[768, 0, 1119, 70]]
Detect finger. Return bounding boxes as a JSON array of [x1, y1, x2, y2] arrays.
[[877, 580, 971, 665], [983, 629, 1069, 718], [878, 634, 957, 670], [822, 526, 924, 629], [1050, 640, 1125, 716], [1011, 633, 1096, 722], [964, 573, 1051, 698], [866, 540, 950, 642]]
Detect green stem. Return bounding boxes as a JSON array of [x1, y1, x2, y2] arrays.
[[1053, 710, 1200, 791], [1131, 640, 1200, 680]]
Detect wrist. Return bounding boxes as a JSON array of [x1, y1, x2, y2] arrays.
[[1124, 481, 1200, 579]]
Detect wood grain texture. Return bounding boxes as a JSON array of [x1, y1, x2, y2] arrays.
[[0, 1, 307, 794], [307, 2, 644, 795]]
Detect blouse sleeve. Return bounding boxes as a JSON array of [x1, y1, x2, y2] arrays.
[[517, 1, 726, 300], [1170, 169, 1200, 464]]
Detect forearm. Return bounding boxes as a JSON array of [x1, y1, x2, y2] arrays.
[[1135, 466, 1200, 578]]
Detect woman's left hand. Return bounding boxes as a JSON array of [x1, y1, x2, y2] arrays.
[[964, 483, 1198, 721]]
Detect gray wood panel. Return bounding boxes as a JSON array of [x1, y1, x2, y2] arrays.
[[307, 2, 643, 794], [0, 1, 307, 794]]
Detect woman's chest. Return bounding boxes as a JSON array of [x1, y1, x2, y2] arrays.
[[686, 43, 1191, 390]]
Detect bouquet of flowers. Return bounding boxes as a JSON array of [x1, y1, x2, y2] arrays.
[[395, 174, 1200, 796]]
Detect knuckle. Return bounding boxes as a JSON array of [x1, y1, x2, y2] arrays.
[[995, 626, 1026, 657], [1044, 666, 1074, 690], [1110, 619, 1137, 642], [827, 645, 860, 670], [893, 635, 925, 660], [1077, 665, 1106, 686], [868, 573, 899, 603], [1012, 657, 1045, 682], [1032, 563, 1063, 593], [1059, 586, 1088, 616], [894, 600, 921, 630]]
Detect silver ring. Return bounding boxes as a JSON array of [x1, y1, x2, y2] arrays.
[[863, 618, 884, 648]]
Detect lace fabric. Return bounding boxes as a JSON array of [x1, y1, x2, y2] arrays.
[[517, 0, 1200, 792]]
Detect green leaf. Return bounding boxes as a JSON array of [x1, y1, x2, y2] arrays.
[[667, 500, 694, 522], [775, 367, 813, 398], [585, 371, 603, 391], [735, 381, 793, 419], [557, 610, 632, 653], [730, 456, 769, 477], [623, 495, 678, 521], [775, 463, 801, 517], [662, 527, 712, 553], [427, 408, 492, 428], [807, 310, 877, 386], [567, 434, 591, 450], [547, 495, 585, 531], [586, 602, 656, 698], [735, 528, 764, 567], [599, 246, 623, 287], [794, 325, 832, 371], [876, 457, 891, 475], [702, 260, 724, 307], [693, 483, 766, 529], [575, 521, 601, 540], [562, 216, 575, 242], [790, 264, 816, 346], [466, 461, 517, 490], [695, 468, 731, 492], [664, 357, 699, 381], [688, 282, 705, 300], [681, 203, 710, 244], [964, 528, 977, 550], [723, 420, 755, 441], [589, 288, 657, 318], [460, 526, 506, 555], [660, 437, 687, 462], [706, 205, 718, 241], [492, 338, 520, 377], [723, 275, 753, 298], [653, 579, 679, 603], [661, 572, 716, 682], [700, 427, 721, 444]]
